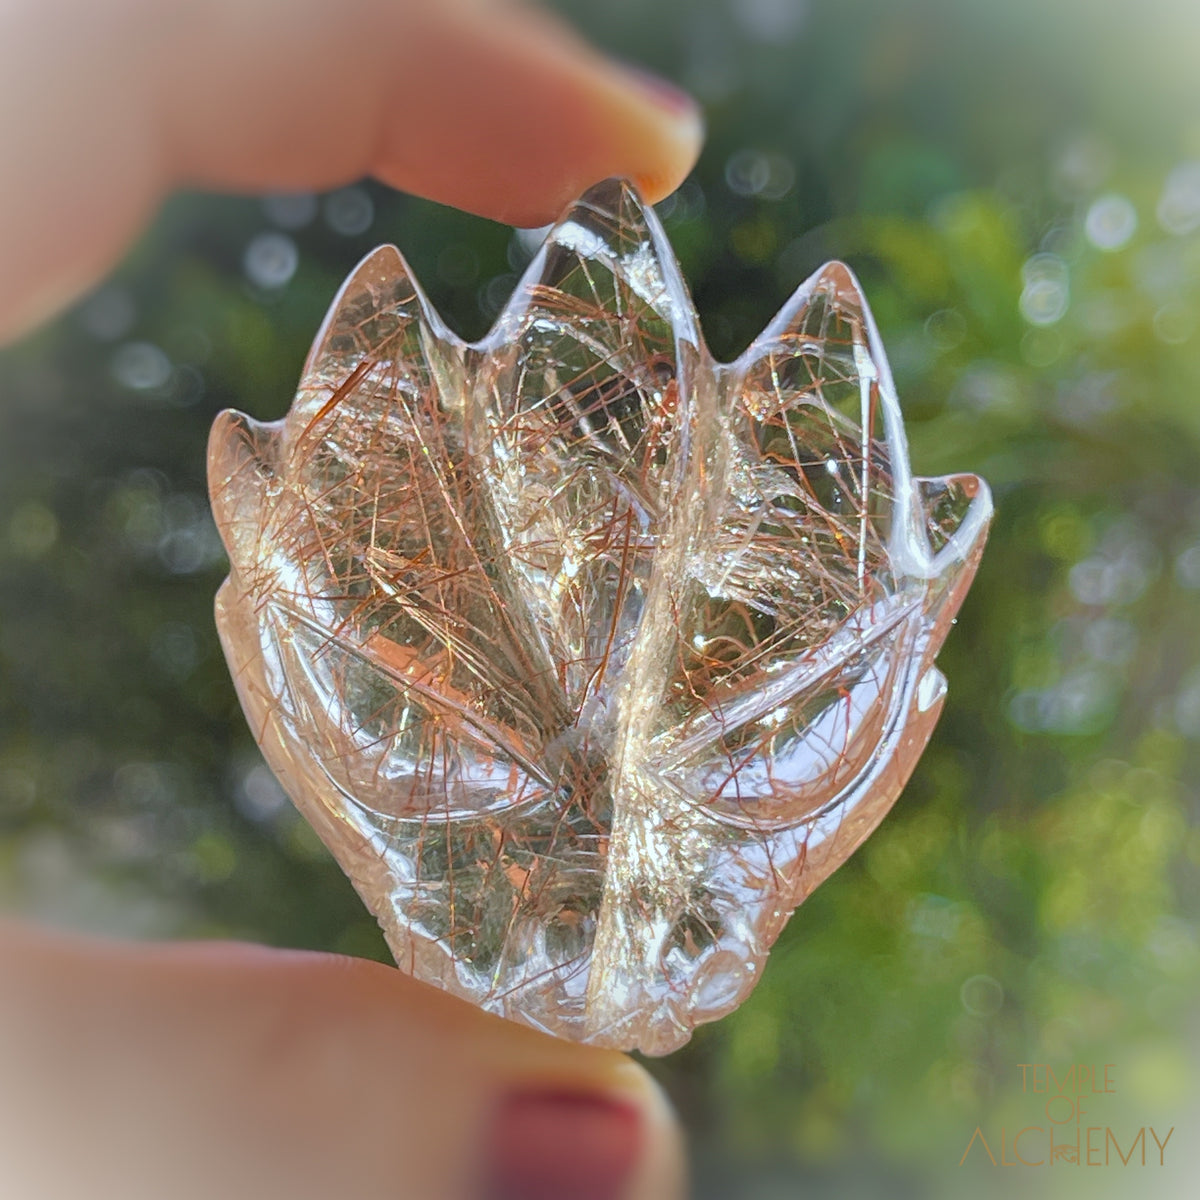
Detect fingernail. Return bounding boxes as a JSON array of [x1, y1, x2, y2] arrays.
[[618, 62, 700, 120], [483, 1088, 643, 1200]]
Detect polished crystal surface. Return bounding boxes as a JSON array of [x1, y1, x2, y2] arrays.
[[207, 179, 991, 1054]]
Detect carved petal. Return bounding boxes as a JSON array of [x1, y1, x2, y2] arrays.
[[210, 247, 565, 819], [479, 178, 703, 716]]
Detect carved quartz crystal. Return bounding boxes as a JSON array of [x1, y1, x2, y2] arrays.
[[208, 179, 991, 1054]]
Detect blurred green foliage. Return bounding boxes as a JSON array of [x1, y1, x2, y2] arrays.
[[2, 0, 1199, 1195]]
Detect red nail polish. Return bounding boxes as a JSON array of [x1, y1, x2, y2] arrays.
[[484, 1088, 643, 1200]]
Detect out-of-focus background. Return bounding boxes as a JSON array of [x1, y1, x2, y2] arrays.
[[2, 0, 1198, 1195]]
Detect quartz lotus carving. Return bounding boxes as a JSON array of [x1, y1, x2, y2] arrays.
[[208, 179, 991, 1054]]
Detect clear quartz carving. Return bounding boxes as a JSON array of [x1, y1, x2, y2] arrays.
[[208, 179, 991, 1055]]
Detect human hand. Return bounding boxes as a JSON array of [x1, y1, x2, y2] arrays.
[[0, 0, 702, 344], [0, 2, 703, 1197]]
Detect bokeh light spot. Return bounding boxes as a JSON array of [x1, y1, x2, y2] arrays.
[[323, 186, 375, 236], [111, 341, 172, 391], [243, 232, 299, 290], [1084, 193, 1138, 251], [731, 0, 809, 42], [1020, 254, 1069, 325], [724, 149, 796, 200], [262, 192, 318, 231], [1156, 161, 1200, 236], [960, 974, 1004, 1017], [78, 285, 135, 342], [1152, 301, 1196, 345]]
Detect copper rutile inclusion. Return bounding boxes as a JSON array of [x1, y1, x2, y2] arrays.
[[207, 179, 991, 1054]]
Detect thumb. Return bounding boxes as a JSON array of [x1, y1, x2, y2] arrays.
[[0, 924, 686, 1200]]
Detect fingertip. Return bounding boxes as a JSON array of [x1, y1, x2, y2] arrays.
[[613, 1058, 689, 1200], [141, 939, 690, 1200], [481, 1060, 686, 1200], [592, 63, 706, 208], [159, 940, 693, 1200], [0, 0, 706, 340], [365, 4, 704, 228], [465, 3, 706, 212], [248, 947, 690, 1200]]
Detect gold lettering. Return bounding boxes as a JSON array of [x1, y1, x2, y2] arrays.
[[960, 1127, 997, 1166], [1019, 1063, 1031, 1092], [1104, 1063, 1116, 1093], [1049, 1123, 1079, 1165], [1150, 1127, 1174, 1165], [1086, 1126, 1103, 1166], [1001, 1128, 1017, 1166], [1105, 1127, 1145, 1166]]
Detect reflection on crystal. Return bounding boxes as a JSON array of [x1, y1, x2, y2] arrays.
[[207, 179, 992, 1054]]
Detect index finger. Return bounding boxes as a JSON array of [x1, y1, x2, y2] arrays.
[[0, 0, 703, 342]]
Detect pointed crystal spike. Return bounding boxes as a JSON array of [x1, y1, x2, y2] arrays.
[[913, 471, 993, 642], [662, 261, 912, 750], [480, 177, 703, 714], [303, 244, 424, 381], [207, 409, 278, 581]]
